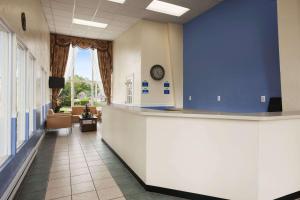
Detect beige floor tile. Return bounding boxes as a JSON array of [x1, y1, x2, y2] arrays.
[[47, 177, 70, 190], [51, 164, 70, 173], [52, 159, 70, 165], [69, 151, 84, 156], [70, 159, 86, 165], [91, 170, 112, 180], [94, 178, 118, 190], [71, 174, 92, 185], [54, 196, 71, 200], [51, 160, 69, 168], [71, 181, 95, 195], [84, 152, 99, 157], [85, 156, 101, 162], [70, 162, 88, 170], [70, 167, 90, 176], [87, 160, 104, 167], [52, 155, 69, 161], [97, 186, 123, 200], [53, 152, 69, 157], [89, 165, 108, 173], [72, 191, 99, 200], [115, 197, 126, 200], [49, 170, 71, 180], [45, 186, 71, 200]]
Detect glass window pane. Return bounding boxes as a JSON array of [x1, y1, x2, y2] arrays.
[[0, 23, 10, 161], [16, 44, 26, 148], [27, 55, 34, 136]]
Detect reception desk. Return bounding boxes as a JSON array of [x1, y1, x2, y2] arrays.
[[102, 105, 300, 200]]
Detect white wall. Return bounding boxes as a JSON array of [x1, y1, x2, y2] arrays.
[[167, 23, 183, 108], [112, 22, 142, 106], [112, 20, 183, 108], [0, 0, 51, 104], [141, 21, 174, 107], [277, 0, 300, 111]]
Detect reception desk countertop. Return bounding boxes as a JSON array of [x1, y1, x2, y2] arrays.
[[107, 104, 300, 121]]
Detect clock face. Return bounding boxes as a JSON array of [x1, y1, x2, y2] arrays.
[[150, 65, 165, 81]]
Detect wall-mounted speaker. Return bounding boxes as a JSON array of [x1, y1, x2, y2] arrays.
[[21, 12, 26, 31]]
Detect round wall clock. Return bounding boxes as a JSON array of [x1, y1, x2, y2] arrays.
[[150, 65, 165, 81]]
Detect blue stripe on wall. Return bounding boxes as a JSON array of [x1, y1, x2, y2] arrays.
[[33, 109, 37, 131], [183, 0, 281, 113], [25, 112, 29, 141], [11, 118, 17, 156]]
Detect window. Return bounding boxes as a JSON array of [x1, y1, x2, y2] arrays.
[[0, 21, 12, 162], [16, 42, 26, 148], [27, 54, 35, 137], [60, 47, 106, 109], [41, 68, 47, 121], [35, 65, 41, 128]]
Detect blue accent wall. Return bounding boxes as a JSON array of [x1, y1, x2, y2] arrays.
[[183, 0, 281, 112]]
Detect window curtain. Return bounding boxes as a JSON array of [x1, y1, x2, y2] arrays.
[[50, 34, 70, 109], [97, 44, 112, 104], [50, 33, 113, 108]]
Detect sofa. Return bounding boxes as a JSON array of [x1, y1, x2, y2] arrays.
[[46, 109, 72, 131], [71, 106, 102, 123]]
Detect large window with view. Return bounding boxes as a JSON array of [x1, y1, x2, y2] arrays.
[[35, 64, 41, 128], [27, 54, 35, 137], [59, 47, 106, 112], [0, 21, 12, 163], [16, 42, 27, 148]]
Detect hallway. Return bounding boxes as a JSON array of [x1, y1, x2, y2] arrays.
[[14, 125, 186, 200]]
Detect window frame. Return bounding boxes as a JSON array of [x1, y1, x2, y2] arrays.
[[15, 41, 27, 149], [63, 47, 106, 107], [0, 20, 13, 163], [27, 53, 35, 137]]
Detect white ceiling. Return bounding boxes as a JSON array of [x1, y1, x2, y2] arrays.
[[41, 0, 222, 40]]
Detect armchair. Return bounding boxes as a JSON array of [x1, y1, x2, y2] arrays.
[[46, 109, 72, 132]]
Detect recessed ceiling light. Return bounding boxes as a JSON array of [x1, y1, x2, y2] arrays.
[[72, 18, 108, 28], [146, 0, 190, 17], [107, 0, 126, 4]]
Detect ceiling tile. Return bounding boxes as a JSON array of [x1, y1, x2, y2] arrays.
[[41, 0, 223, 40]]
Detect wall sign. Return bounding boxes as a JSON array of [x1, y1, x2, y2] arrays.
[[164, 81, 170, 95], [142, 80, 149, 95]]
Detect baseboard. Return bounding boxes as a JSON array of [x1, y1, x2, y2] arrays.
[[101, 138, 226, 200], [0, 132, 45, 200], [275, 191, 300, 200]]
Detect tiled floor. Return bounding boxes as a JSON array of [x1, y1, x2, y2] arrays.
[[14, 124, 187, 200]]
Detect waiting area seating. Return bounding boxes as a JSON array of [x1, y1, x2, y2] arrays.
[[71, 106, 102, 123], [46, 109, 72, 131]]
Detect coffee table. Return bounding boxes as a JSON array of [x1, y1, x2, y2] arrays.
[[79, 115, 98, 132]]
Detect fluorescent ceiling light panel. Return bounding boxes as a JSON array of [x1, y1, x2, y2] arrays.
[[107, 0, 126, 3], [72, 18, 108, 28], [146, 0, 190, 17]]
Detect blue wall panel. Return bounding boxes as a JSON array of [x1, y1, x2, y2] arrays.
[[11, 118, 17, 156], [25, 112, 29, 141], [0, 104, 48, 198], [183, 0, 281, 112], [0, 130, 43, 198]]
